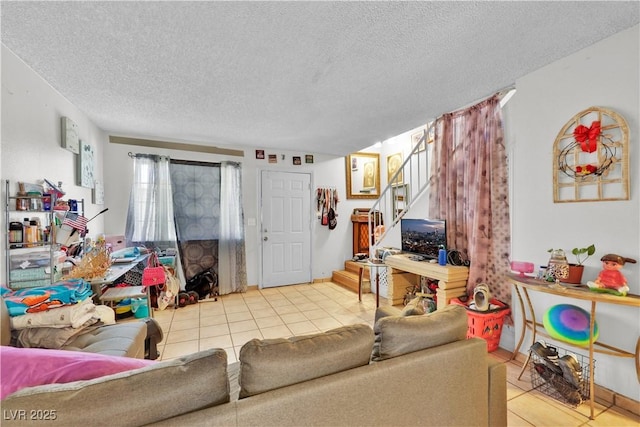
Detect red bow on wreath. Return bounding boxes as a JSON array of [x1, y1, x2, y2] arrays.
[[573, 121, 601, 153]]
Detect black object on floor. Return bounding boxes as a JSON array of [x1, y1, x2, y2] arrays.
[[144, 318, 164, 360]]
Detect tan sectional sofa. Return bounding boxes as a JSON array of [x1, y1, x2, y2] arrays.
[[2, 304, 507, 426]]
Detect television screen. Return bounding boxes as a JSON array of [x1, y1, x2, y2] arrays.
[[400, 218, 446, 259]]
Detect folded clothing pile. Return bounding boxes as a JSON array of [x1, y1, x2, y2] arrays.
[[1, 280, 114, 350]]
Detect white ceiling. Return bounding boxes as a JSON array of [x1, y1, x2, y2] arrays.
[[1, 2, 638, 156]]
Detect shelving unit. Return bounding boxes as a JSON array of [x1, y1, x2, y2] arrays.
[[4, 180, 84, 289]]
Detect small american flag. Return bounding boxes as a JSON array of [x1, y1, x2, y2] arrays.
[[62, 212, 88, 232]]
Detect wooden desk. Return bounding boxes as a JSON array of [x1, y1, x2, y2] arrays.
[[384, 254, 469, 308], [507, 274, 640, 419]]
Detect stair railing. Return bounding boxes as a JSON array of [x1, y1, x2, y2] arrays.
[[368, 122, 434, 259]]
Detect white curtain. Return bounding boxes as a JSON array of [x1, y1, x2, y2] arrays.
[[218, 161, 247, 294], [125, 155, 178, 248]]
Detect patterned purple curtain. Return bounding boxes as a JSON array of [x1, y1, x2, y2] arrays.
[[428, 94, 511, 302]]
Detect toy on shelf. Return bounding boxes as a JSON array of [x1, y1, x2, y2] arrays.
[[586, 254, 637, 296]]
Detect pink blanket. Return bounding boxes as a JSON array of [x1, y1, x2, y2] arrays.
[[0, 346, 156, 399]]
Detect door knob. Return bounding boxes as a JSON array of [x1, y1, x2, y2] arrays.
[[263, 236, 268, 241]]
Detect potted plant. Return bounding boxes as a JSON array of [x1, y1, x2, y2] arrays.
[[546, 244, 595, 284], [568, 244, 596, 284]]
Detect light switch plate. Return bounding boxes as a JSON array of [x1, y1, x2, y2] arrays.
[[61, 116, 80, 154]]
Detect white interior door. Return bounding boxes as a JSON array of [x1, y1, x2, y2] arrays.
[[261, 171, 312, 288]]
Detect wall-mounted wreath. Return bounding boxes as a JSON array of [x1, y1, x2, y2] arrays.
[[553, 106, 629, 203]]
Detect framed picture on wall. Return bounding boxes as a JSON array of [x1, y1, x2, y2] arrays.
[[61, 116, 80, 154], [387, 153, 403, 184], [411, 128, 427, 152], [293, 156, 302, 165], [305, 154, 314, 164], [345, 152, 380, 199], [92, 180, 104, 205], [77, 141, 95, 188]]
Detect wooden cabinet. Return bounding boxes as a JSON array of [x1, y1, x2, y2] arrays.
[[350, 208, 382, 256]]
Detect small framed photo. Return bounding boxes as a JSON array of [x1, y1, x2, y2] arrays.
[[293, 156, 302, 165], [256, 149, 265, 159], [268, 154, 277, 164], [411, 129, 427, 152], [305, 154, 314, 164]]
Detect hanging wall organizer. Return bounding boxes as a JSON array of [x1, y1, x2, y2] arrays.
[[553, 106, 629, 203]]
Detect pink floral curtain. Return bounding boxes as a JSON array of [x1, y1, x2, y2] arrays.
[[428, 94, 511, 302]]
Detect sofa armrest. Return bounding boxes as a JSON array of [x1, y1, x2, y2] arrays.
[[487, 357, 507, 427]]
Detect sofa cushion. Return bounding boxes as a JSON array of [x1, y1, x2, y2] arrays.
[[1, 348, 229, 426], [0, 346, 155, 399], [238, 324, 373, 398], [371, 304, 468, 361], [62, 320, 148, 358]]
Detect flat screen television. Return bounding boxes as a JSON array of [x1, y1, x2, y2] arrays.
[[400, 218, 447, 260]]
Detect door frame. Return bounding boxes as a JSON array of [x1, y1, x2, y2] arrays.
[[257, 168, 314, 288]]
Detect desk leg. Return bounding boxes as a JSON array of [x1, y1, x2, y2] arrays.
[[512, 285, 527, 360], [375, 269, 380, 308], [588, 301, 596, 420], [358, 268, 364, 303], [515, 287, 537, 381]]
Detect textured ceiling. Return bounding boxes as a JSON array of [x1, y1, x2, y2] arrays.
[[1, 1, 638, 156]]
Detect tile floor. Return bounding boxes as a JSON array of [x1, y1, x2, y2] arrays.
[[150, 282, 639, 426]]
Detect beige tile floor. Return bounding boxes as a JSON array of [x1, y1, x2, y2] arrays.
[[150, 282, 639, 426]]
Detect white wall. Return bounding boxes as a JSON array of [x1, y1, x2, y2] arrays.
[[1, 46, 108, 283], [510, 25, 639, 400]]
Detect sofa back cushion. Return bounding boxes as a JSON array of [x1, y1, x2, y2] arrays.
[[2, 348, 229, 426], [371, 304, 468, 361], [238, 324, 373, 398]]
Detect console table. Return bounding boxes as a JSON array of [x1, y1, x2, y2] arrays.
[[507, 274, 640, 419], [383, 254, 469, 308]]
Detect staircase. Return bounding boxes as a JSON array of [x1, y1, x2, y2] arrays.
[[332, 123, 434, 299], [369, 122, 434, 257], [331, 260, 371, 294]]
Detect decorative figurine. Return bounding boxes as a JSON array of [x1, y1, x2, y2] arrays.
[[587, 254, 637, 296]]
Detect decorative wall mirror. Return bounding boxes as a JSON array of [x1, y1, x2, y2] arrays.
[[346, 152, 381, 199]]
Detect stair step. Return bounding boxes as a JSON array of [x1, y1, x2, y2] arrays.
[[331, 270, 371, 294], [344, 260, 371, 279]]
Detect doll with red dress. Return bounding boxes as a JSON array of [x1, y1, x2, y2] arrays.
[[587, 254, 637, 296]]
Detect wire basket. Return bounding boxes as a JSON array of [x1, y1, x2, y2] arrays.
[[529, 344, 592, 407]]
